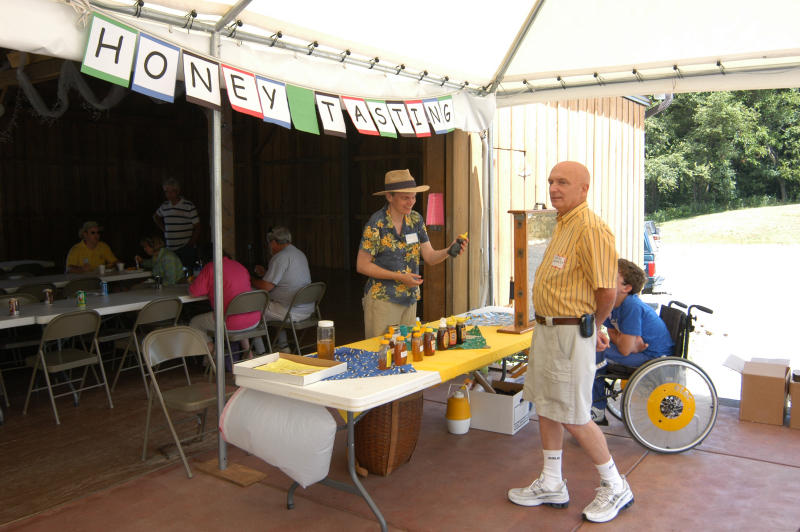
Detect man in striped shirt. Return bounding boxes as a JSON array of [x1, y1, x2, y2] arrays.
[[508, 161, 634, 523], [153, 178, 200, 267]]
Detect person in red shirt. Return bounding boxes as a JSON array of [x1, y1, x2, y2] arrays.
[[188, 254, 260, 363]]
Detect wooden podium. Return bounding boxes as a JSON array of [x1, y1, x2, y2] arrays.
[[498, 208, 557, 334]]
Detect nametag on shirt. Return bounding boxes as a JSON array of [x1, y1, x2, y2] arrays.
[[405, 233, 419, 244], [551, 255, 566, 269]]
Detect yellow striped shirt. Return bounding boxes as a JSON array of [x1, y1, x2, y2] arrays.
[[533, 202, 617, 317]]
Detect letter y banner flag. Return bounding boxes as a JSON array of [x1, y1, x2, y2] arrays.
[[81, 13, 138, 87]]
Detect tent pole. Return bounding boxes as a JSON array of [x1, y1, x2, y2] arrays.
[[210, 30, 227, 471], [487, 0, 547, 93], [486, 127, 494, 305]]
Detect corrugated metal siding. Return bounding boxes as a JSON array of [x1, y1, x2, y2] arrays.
[[491, 97, 645, 305]]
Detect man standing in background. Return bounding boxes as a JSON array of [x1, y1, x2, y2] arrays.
[[153, 178, 200, 267]]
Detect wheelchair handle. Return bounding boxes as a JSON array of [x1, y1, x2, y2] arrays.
[[667, 300, 687, 309], [689, 304, 713, 315]]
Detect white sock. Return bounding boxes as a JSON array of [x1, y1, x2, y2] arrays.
[[596, 458, 623, 490], [541, 449, 563, 489]]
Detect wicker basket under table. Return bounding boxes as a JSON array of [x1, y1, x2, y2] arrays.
[[354, 391, 424, 476]]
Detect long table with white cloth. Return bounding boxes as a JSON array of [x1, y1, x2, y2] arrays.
[[232, 307, 532, 532]]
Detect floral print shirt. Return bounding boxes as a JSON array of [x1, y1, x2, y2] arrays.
[[359, 206, 430, 306]]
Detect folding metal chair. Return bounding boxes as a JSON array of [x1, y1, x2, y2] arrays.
[[111, 297, 185, 397], [223, 289, 272, 365], [14, 282, 56, 302], [59, 277, 101, 299], [266, 282, 326, 354], [22, 309, 114, 425], [141, 326, 234, 478]]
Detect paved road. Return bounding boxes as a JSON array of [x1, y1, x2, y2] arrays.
[[641, 242, 800, 400]]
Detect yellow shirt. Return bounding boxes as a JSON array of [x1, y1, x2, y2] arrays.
[[66, 241, 118, 271], [533, 202, 617, 317]]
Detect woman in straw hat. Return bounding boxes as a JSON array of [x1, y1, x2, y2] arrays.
[[356, 169, 467, 338]]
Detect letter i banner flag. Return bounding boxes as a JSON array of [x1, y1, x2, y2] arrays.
[[222, 64, 263, 118], [81, 13, 138, 87], [131, 34, 180, 103]]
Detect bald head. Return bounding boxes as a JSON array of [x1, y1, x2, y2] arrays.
[[548, 161, 591, 214]]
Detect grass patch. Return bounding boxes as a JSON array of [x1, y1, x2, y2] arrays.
[[659, 204, 800, 244]]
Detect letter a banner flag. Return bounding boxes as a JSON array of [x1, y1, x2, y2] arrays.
[[222, 64, 262, 118], [182, 51, 221, 110], [256, 76, 291, 129], [131, 33, 180, 103], [342, 96, 378, 136], [286, 85, 320, 135], [81, 13, 138, 87]]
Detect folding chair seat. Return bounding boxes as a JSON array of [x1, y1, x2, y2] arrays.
[[10, 262, 45, 276], [111, 297, 186, 397], [59, 277, 101, 299], [266, 282, 326, 354], [141, 326, 235, 478], [15, 282, 56, 302], [22, 309, 114, 425], [223, 290, 272, 365]]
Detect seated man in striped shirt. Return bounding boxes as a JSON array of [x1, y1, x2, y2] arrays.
[[153, 178, 200, 268]]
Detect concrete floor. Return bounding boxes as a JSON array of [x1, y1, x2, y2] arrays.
[[3, 373, 799, 532]]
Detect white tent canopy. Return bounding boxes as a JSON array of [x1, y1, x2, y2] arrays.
[[4, 0, 800, 123]]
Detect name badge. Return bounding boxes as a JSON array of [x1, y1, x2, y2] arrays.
[[551, 255, 566, 269], [405, 233, 419, 244]]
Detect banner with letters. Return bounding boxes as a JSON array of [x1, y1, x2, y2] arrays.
[[80, 12, 456, 138]]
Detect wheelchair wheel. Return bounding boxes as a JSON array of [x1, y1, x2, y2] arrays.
[[605, 379, 624, 421], [622, 357, 718, 453]]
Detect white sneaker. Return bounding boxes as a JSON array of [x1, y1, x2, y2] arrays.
[[591, 406, 608, 426], [508, 475, 569, 508], [582, 477, 634, 523]]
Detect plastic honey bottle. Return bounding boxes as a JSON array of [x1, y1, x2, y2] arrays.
[[447, 318, 457, 346], [394, 336, 408, 366], [411, 332, 423, 362], [423, 327, 436, 356], [437, 318, 449, 350], [378, 339, 391, 370]]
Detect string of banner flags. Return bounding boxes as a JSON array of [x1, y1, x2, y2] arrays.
[[80, 12, 456, 138]]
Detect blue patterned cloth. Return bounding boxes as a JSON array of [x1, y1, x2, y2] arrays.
[[464, 311, 513, 327], [322, 347, 416, 380]]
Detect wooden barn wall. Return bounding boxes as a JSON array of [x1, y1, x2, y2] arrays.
[[0, 79, 211, 270], [491, 97, 645, 306]]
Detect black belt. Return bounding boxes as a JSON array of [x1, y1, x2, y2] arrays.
[[535, 315, 581, 326]]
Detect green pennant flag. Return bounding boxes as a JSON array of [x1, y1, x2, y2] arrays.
[[285, 85, 319, 135]]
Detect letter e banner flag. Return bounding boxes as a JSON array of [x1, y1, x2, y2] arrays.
[[256, 76, 291, 129], [366, 100, 397, 138], [386, 101, 415, 137], [222, 65, 263, 118], [315, 92, 346, 137], [81, 13, 138, 87], [182, 51, 221, 110], [131, 34, 180, 103], [405, 100, 431, 137], [341, 96, 378, 136]]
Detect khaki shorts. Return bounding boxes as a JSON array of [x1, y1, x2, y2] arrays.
[[523, 323, 596, 425], [362, 295, 417, 338]]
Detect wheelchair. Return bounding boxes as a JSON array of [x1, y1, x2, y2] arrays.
[[598, 301, 718, 453]]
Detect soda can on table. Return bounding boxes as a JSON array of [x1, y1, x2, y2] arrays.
[[8, 297, 19, 316], [101, 281, 109, 296], [76, 290, 87, 308], [43, 288, 54, 305], [154, 275, 162, 290]]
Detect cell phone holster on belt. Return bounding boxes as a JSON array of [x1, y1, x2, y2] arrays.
[[579, 314, 595, 338]]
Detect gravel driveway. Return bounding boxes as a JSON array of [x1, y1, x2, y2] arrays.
[[641, 242, 800, 400]]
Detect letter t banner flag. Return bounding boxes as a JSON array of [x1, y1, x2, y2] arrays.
[[315, 92, 347, 137], [81, 13, 138, 87]]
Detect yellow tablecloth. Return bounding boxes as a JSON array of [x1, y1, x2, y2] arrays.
[[344, 326, 533, 383]]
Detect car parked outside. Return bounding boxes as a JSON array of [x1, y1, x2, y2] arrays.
[[642, 230, 664, 294], [645, 220, 661, 250]]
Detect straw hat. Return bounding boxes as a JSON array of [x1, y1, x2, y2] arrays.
[[372, 169, 430, 196]]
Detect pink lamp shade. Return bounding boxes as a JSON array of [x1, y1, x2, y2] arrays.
[[426, 192, 444, 230]]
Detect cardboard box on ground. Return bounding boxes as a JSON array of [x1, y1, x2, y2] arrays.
[[790, 380, 800, 430], [469, 381, 532, 435], [724, 355, 790, 426]]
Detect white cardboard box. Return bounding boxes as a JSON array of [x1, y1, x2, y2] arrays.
[[233, 353, 346, 386], [469, 381, 531, 435]]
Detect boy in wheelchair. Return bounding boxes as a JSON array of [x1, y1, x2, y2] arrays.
[[591, 259, 674, 425]]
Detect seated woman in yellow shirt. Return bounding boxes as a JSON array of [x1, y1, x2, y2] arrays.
[[66, 221, 118, 273]]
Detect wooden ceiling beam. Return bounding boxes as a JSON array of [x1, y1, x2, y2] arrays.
[[0, 59, 63, 90]]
